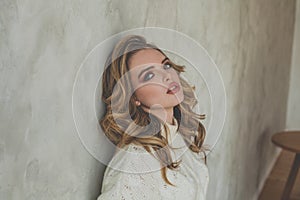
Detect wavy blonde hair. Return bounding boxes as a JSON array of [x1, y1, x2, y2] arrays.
[[100, 35, 207, 186]]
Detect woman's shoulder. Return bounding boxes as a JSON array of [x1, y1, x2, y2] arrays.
[[105, 144, 161, 174]]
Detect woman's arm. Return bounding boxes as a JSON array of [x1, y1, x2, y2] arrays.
[[97, 145, 163, 200]]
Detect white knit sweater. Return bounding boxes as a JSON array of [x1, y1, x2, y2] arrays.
[[97, 119, 209, 200]]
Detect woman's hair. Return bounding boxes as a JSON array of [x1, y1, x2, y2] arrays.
[[100, 35, 207, 186]]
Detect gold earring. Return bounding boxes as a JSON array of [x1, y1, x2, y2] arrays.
[[135, 101, 141, 106]]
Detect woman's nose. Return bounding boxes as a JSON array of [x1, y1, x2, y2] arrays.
[[163, 71, 172, 82]]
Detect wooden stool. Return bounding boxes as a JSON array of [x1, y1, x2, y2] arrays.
[[272, 131, 300, 200]]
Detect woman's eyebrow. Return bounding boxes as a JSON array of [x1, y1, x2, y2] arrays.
[[161, 57, 169, 63]]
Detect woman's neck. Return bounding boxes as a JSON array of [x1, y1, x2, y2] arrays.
[[140, 103, 175, 124], [150, 107, 174, 125]]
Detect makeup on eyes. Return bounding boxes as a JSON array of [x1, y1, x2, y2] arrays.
[[141, 62, 173, 82], [138, 66, 155, 79], [139, 62, 173, 83], [137, 57, 169, 80]]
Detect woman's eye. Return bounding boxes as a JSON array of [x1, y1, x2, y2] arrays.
[[163, 63, 172, 69], [143, 72, 154, 81]]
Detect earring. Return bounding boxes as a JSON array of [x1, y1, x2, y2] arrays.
[[135, 101, 141, 106]]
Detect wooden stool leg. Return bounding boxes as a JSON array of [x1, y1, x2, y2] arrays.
[[281, 153, 300, 200]]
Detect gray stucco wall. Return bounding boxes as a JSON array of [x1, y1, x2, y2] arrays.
[[0, 0, 296, 199], [287, 0, 300, 130]]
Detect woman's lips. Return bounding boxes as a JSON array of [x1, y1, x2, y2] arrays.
[[167, 82, 180, 94]]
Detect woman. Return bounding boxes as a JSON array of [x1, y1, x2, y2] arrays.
[[97, 35, 209, 199]]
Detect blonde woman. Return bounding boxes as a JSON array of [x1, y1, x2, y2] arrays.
[[97, 35, 209, 200]]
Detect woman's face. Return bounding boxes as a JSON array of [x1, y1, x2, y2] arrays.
[[128, 49, 184, 111]]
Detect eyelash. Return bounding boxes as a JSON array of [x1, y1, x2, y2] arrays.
[[143, 62, 173, 81]]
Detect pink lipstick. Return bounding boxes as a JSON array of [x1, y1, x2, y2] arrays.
[[167, 82, 180, 94]]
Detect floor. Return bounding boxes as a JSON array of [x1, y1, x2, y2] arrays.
[[259, 150, 300, 200]]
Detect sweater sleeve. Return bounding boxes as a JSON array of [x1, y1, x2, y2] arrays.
[[97, 145, 163, 200]]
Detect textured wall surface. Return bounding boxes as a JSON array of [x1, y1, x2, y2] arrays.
[[0, 0, 296, 200], [287, 0, 300, 130]]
